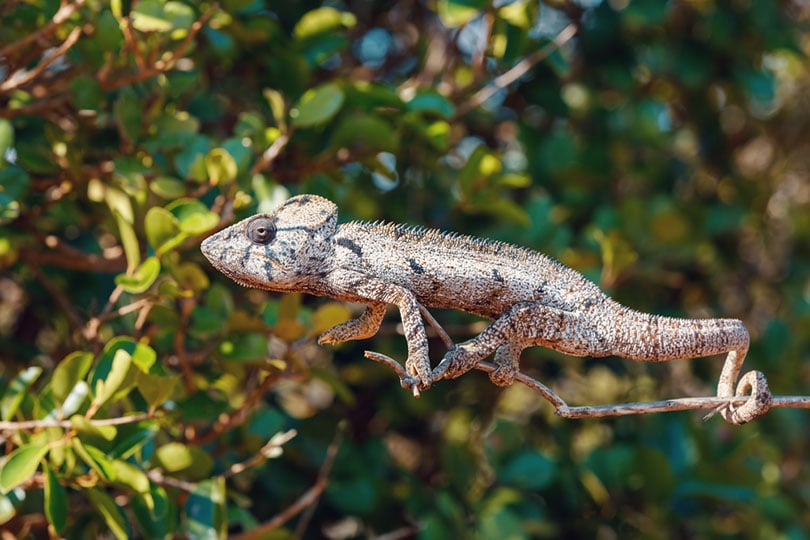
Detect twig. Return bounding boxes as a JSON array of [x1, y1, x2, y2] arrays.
[[99, 4, 217, 92], [361, 350, 810, 420], [455, 23, 578, 117], [0, 413, 151, 432], [371, 525, 423, 540], [231, 423, 346, 540], [224, 429, 298, 478], [0, 26, 83, 93], [418, 303, 454, 349], [252, 132, 291, 175], [0, 0, 86, 59], [189, 368, 280, 446]]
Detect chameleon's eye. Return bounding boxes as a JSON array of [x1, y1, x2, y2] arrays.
[[246, 217, 276, 245]]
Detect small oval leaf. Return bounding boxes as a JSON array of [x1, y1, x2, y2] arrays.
[[0, 443, 48, 494]]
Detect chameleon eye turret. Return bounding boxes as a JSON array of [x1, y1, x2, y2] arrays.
[[246, 217, 276, 245]]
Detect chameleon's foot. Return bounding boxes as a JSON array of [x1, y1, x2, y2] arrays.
[[363, 350, 428, 398], [432, 342, 486, 381], [489, 343, 521, 387], [721, 370, 772, 425]]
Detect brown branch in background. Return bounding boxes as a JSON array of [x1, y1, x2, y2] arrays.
[[252, 132, 291, 175], [0, 26, 82, 93], [231, 423, 346, 540], [0, 413, 151, 433], [27, 265, 85, 333], [189, 368, 281, 446], [19, 238, 127, 273], [99, 4, 218, 92], [0, 0, 86, 59], [455, 23, 578, 118]]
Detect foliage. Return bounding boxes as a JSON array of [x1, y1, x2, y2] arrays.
[[1, 0, 809, 538]]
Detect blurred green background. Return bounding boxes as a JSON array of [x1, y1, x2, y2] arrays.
[[1, 0, 809, 538]]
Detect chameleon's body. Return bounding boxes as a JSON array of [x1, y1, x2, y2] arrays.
[[201, 194, 770, 424]]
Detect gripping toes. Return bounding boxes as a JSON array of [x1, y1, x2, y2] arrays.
[[432, 342, 486, 381]]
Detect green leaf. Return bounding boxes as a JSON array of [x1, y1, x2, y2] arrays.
[[155, 442, 214, 479], [437, 0, 486, 27], [131, 0, 192, 32], [263, 88, 286, 130], [0, 119, 13, 162], [109, 422, 159, 460], [115, 256, 161, 294], [72, 440, 115, 480], [166, 199, 219, 235], [44, 465, 68, 534], [0, 443, 48, 494], [114, 88, 142, 143], [136, 371, 178, 409], [0, 166, 30, 224], [70, 415, 118, 441], [150, 176, 187, 199], [69, 75, 104, 111], [499, 451, 556, 489], [111, 459, 150, 493], [86, 488, 130, 540], [405, 92, 456, 118], [185, 478, 226, 540], [329, 114, 399, 153], [1, 366, 42, 420], [205, 148, 238, 185], [91, 348, 133, 408], [52, 351, 93, 402], [145, 206, 183, 253], [132, 483, 173, 538], [114, 209, 141, 273], [293, 7, 356, 40], [290, 83, 345, 128]]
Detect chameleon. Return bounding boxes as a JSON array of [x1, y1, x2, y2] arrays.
[[200, 194, 771, 424]]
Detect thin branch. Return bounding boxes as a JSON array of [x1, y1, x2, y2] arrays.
[[418, 303, 454, 349], [189, 368, 280, 446], [224, 429, 298, 478], [0, 26, 83, 93], [252, 132, 291, 175], [0, 413, 151, 432], [455, 23, 578, 117], [0, 0, 86, 59], [362, 350, 810, 421], [99, 4, 217, 92], [231, 423, 345, 540]]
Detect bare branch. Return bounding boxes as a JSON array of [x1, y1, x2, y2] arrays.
[[0, 413, 151, 432], [455, 23, 578, 117], [0, 0, 86, 59], [0, 26, 83, 93], [231, 423, 346, 540]]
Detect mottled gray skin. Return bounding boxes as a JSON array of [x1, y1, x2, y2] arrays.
[[201, 194, 771, 424]]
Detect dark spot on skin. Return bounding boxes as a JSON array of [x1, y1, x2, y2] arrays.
[[293, 195, 312, 205], [407, 258, 425, 274], [335, 237, 363, 257], [492, 268, 505, 284]]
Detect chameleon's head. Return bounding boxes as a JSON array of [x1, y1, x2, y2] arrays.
[[201, 194, 338, 291]]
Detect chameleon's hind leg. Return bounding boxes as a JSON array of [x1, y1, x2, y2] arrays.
[[432, 301, 588, 384]]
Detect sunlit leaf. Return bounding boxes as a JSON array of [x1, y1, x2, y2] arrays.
[[51, 351, 93, 402], [290, 83, 345, 128], [293, 7, 356, 40], [1, 366, 42, 421], [0, 443, 48, 494], [115, 256, 161, 294]]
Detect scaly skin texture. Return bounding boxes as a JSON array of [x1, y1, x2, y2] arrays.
[[201, 194, 771, 424]]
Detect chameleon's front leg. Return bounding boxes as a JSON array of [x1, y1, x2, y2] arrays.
[[318, 303, 387, 344], [323, 272, 432, 392]]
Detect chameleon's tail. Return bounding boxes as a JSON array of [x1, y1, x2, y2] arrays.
[[607, 304, 749, 362], [607, 303, 770, 424]]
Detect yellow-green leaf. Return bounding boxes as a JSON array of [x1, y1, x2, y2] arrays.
[[52, 351, 93, 402], [0, 443, 48, 494], [290, 83, 345, 128], [1, 366, 42, 420]]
